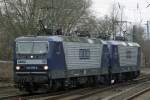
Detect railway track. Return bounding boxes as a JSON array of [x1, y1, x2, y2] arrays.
[[0, 86, 22, 100], [43, 75, 150, 100], [0, 87, 93, 100], [1, 74, 150, 100], [0, 81, 13, 88], [126, 86, 150, 100], [41, 86, 107, 100], [106, 80, 150, 100]]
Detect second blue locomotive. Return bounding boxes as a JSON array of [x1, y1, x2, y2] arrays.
[[13, 36, 141, 92]]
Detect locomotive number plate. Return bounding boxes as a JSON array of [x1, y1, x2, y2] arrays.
[[26, 66, 38, 70]]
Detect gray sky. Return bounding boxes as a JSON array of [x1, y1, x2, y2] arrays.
[[92, 0, 150, 24]]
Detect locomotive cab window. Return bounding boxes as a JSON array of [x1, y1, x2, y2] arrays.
[[16, 42, 49, 54]]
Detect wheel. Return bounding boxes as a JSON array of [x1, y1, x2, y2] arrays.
[[51, 80, 62, 91]]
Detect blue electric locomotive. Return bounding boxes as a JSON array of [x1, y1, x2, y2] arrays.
[[13, 36, 140, 92]]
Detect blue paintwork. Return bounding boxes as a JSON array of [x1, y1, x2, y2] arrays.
[[101, 44, 109, 74], [47, 41, 66, 70], [110, 45, 120, 73], [13, 42, 17, 81], [107, 42, 120, 73], [13, 42, 17, 67]]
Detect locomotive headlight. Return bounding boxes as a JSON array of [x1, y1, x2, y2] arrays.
[[16, 66, 20, 70], [44, 65, 48, 70]]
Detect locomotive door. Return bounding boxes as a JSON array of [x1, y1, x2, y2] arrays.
[[109, 45, 120, 83]]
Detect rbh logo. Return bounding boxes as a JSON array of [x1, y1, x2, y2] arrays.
[[17, 60, 26, 64], [79, 49, 90, 59], [126, 50, 132, 58]]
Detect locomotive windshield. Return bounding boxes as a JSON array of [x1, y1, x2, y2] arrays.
[[16, 42, 48, 54]]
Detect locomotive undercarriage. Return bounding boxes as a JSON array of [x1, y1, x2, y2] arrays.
[[14, 70, 140, 93]]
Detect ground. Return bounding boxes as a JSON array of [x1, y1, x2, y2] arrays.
[[0, 67, 150, 100]]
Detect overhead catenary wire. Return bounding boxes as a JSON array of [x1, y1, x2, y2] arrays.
[[136, 1, 143, 24]]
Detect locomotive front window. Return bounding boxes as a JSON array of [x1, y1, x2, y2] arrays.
[[16, 42, 48, 54]]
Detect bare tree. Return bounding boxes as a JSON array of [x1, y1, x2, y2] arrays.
[[96, 3, 119, 39], [132, 25, 144, 43], [142, 40, 150, 67], [96, 16, 115, 39], [75, 2, 120, 39], [0, 0, 92, 60], [0, 0, 91, 36]]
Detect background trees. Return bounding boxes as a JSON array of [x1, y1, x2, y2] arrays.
[[0, 0, 92, 60], [0, 0, 92, 35], [0, 0, 147, 63]]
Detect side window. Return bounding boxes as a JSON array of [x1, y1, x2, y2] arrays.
[[126, 50, 132, 59], [79, 49, 90, 59]]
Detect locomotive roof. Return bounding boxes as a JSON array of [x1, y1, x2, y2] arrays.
[[15, 36, 140, 47], [15, 36, 106, 44], [108, 40, 140, 47]]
